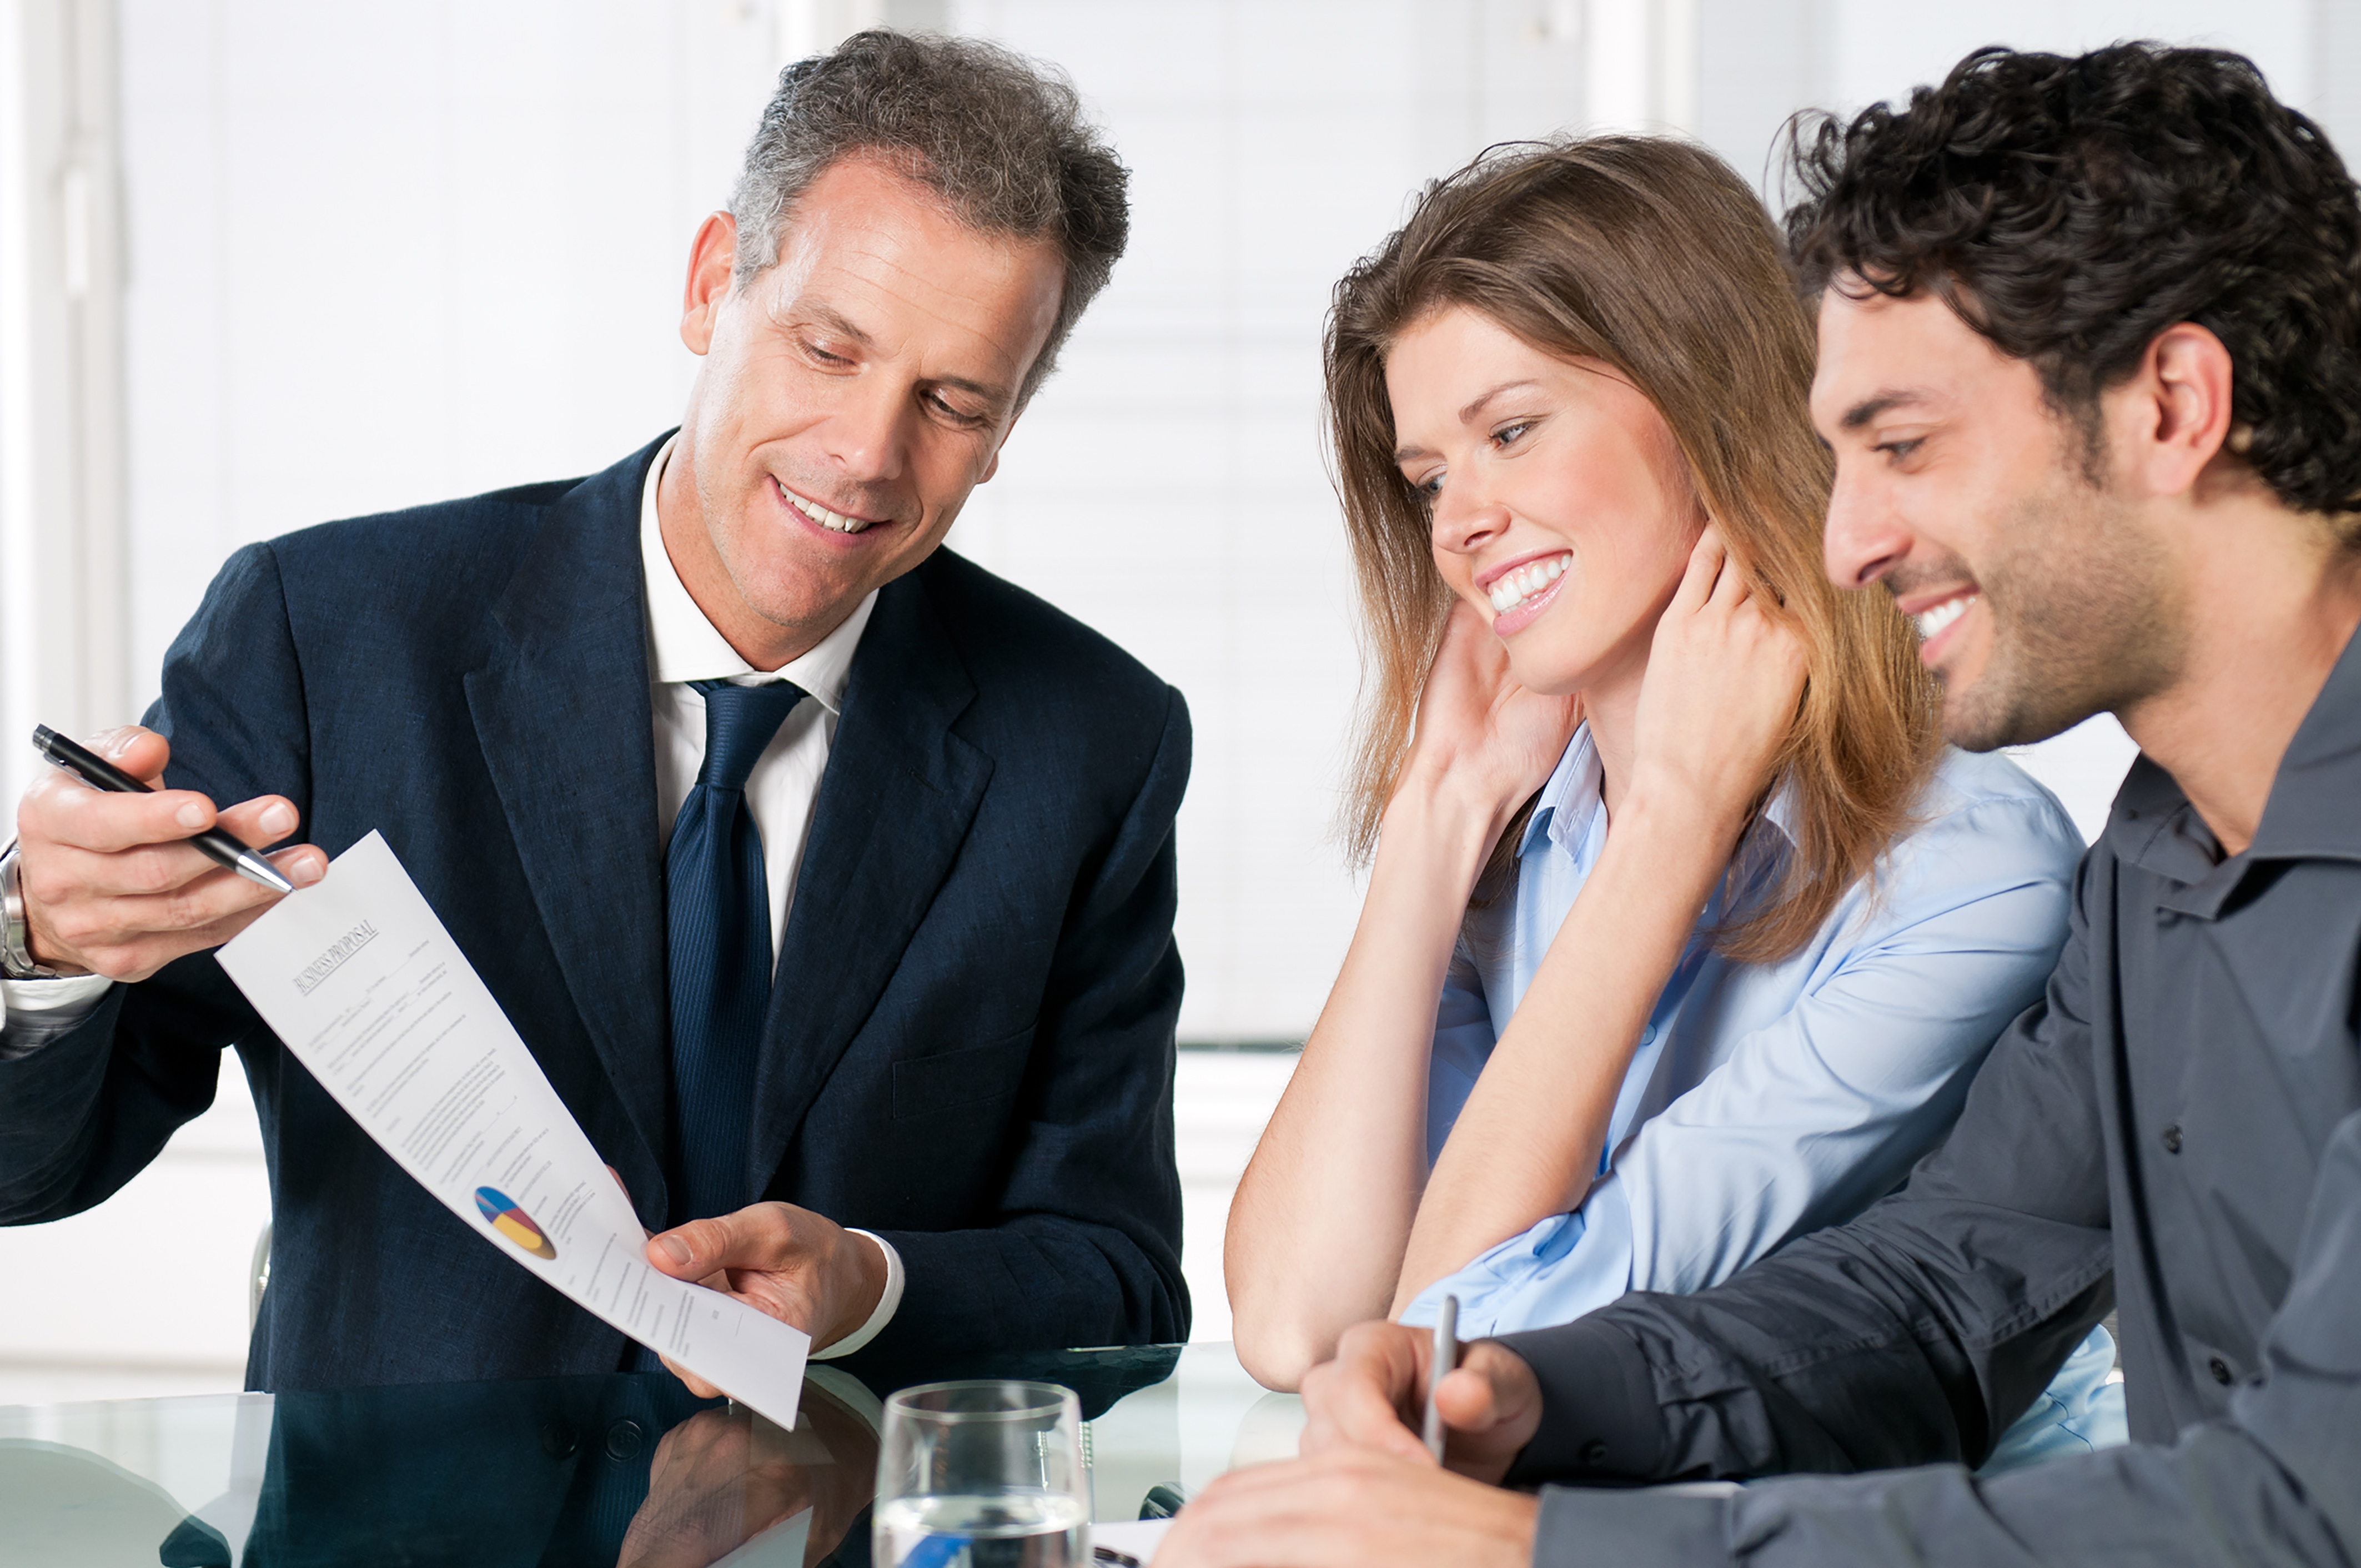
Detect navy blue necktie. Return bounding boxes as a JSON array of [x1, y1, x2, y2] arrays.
[[666, 677, 807, 1228]]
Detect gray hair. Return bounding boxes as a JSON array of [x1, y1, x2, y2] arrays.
[[727, 28, 1130, 408]]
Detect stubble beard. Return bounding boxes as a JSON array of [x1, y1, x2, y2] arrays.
[[1933, 465, 2186, 752]]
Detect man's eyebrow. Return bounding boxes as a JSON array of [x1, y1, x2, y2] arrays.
[[793, 300, 1013, 409], [1839, 389, 1935, 431], [798, 301, 877, 349], [932, 370, 1014, 408]]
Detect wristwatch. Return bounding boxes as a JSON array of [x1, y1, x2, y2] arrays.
[[1, 840, 65, 979]]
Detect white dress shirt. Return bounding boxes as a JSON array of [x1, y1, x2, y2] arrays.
[[640, 434, 901, 1358], [641, 435, 875, 956]]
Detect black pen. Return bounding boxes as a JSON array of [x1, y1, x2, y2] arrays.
[[33, 725, 297, 894]]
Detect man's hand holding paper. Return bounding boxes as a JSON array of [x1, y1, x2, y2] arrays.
[[644, 1201, 888, 1392], [217, 831, 810, 1427]]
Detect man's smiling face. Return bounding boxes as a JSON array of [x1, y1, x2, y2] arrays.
[[1813, 284, 2184, 750], [666, 154, 1066, 669]]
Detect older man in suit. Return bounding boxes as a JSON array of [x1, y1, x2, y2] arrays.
[[0, 29, 1189, 1389]]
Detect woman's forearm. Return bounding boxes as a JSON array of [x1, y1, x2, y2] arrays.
[[1392, 791, 1741, 1313], [1225, 782, 1501, 1389]]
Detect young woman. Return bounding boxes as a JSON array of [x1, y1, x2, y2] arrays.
[[1224, 137, 2121, 1466]]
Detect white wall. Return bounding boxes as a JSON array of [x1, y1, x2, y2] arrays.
[[1697, 0, 2352, 200], [1, 0, 2336, 1405]]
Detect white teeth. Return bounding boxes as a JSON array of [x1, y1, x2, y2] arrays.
[[1488, 554, 1571, 615], [1915, 594, 1976, 641], [782, 486, 873, 534]]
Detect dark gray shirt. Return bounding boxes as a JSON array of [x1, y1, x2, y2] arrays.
[[1504, 627, 2361, 1566]]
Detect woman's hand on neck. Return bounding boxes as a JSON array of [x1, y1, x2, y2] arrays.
[[1391, 601, 1583, 868], [1615, 527, 1807, 849]]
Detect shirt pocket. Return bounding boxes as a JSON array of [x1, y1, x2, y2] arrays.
[[889, 1026, 1037, 1120]]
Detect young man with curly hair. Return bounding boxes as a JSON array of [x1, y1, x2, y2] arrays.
[[1159, 41, 2361, 1568]]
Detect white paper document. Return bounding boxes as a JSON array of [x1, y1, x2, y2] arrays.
[[217, 831, 810, 1428], [1089, 1517, 1174, 1564]]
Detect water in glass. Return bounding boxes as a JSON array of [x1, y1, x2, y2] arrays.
[[875, 1489, 1089, 1567]]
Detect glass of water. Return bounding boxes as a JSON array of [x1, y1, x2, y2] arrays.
[[873, 1380, 1090, 1568]]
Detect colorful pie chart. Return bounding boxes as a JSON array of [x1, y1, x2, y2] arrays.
[[475, 1187, 556, 1260]]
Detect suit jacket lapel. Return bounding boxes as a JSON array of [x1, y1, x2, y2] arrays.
[[463, 440, 671, 1183], [750, 567, 993, 1192]]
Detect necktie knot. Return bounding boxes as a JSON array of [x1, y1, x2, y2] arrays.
[[692, 678, 808, 793]]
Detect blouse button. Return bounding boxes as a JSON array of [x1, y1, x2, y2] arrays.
[[1640, 1026, 1657, 1046], [2161, 1124, 2183, 1154], [2209, 1356, 2233, 1385], [1580, 1440, 1609, 1464]]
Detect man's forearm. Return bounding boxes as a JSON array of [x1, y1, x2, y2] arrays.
[[0, 988, 129, 1221], [1533, 1421, 2345, 1568], [867, 1214, 1188, 1359], [1, 963, 251, 1227], [1496, 1197, 2113, 1486], [0, 974, 114, 1061]]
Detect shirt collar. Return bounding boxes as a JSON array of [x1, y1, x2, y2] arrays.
[[1518, 722, 1804, 861], [2243, 619, 2361, 863], [2106, 620, 2361, 911], [638, 432, 876, 711], [1520, 725, 1605, 858]]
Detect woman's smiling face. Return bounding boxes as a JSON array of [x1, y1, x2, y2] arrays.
[[1387, 305, 1705, 698]]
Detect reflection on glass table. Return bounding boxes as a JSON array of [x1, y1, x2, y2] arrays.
[[0, 1343, 1304, 1567]]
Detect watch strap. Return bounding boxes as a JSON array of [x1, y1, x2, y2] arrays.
[[1, 840, 65, 980]]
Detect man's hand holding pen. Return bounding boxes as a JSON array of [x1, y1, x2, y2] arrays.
[[1299, 1319, 1544, 1481], [13, 726, 324, 981], [1156, 1321, 1546, 1568]]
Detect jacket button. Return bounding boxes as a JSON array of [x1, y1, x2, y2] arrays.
[[2161, 1124, 2183, 1154], [537, 1418, 579, 1460], [605, 1420, 646, 1460], [2209, 1356, 2233, 1385], [1580, 1440, 1608, 1464]]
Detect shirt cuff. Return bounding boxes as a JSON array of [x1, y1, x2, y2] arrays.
[[1530, 1485, 1736, 1568], [1497, 1316, 1667, 1485], [0, 973, 115, 1059], [810, 1228, 903, 1360]]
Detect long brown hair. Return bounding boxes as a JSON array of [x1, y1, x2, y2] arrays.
[[1328, 137, 1940, 964]]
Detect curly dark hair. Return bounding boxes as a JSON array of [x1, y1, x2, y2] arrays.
[[731, 29, 1129, 408], [1785, 43, 2361, 521]]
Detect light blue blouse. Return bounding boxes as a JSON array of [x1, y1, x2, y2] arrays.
[[1399, 727, 2125, 1470]]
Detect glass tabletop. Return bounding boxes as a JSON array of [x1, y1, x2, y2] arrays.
[[0, 1343, 1302, 1566]]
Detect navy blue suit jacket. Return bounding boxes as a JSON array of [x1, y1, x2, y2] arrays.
[[0, 436, 1192, 1389]]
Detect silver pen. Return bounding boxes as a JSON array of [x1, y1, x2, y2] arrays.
[[1421, 1293, 1459, 1463], [33, 725, 296, 894]]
